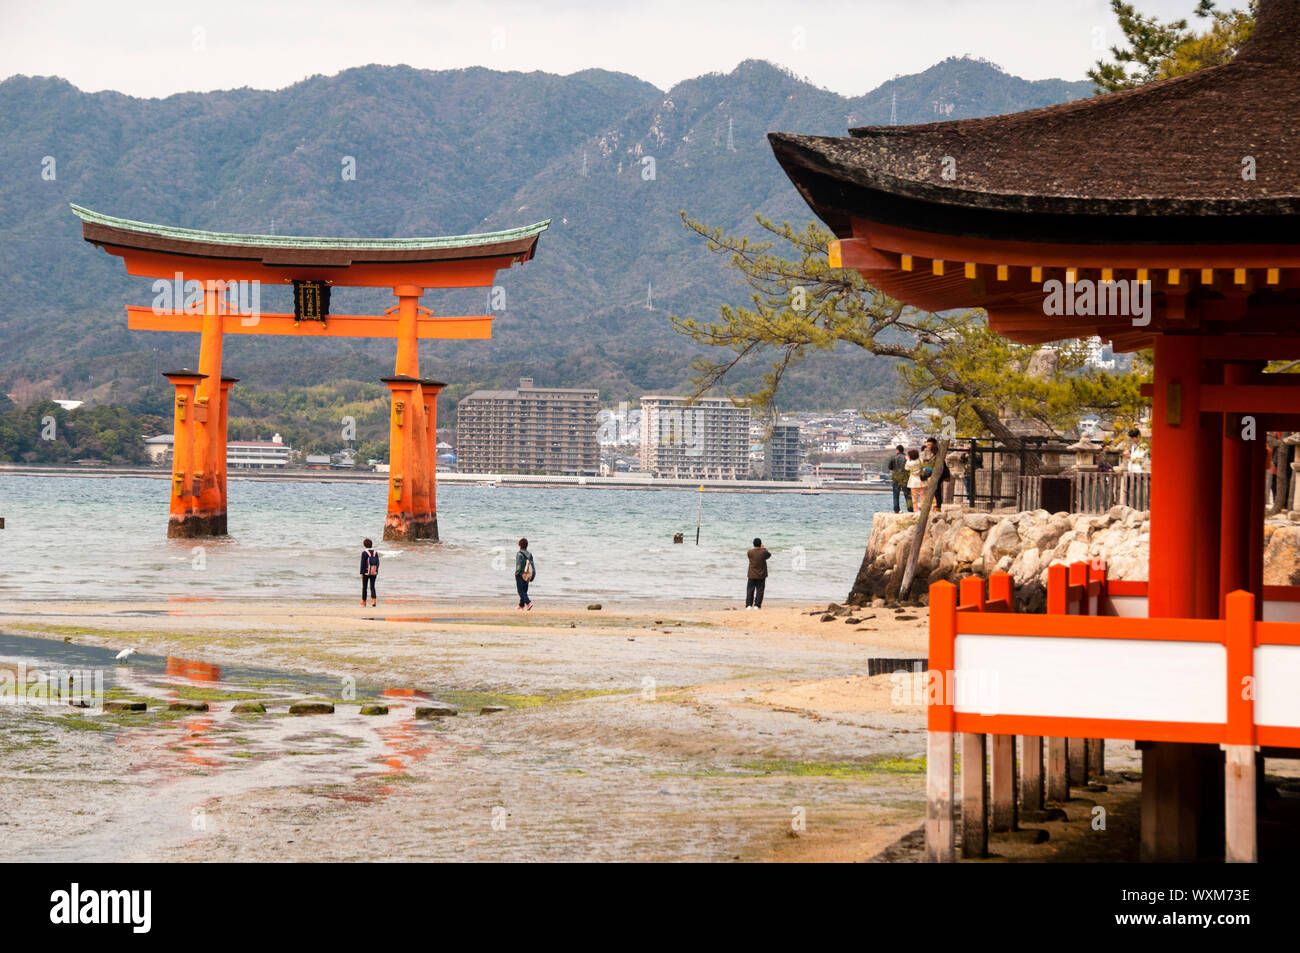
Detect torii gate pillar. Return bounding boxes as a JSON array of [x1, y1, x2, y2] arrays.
[[382, 284, 441, 541], [163, 370, 207, 537], [382, 374, 440, 541]]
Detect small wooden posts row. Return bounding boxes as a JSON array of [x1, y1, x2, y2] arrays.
[[932, 567, 1108, 861]]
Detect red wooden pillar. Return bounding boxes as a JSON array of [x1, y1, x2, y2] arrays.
[[1149, 335, 1201, 618], [1248, 439, 1266, 615], [1220, 363, 1254, 614], [1196, 361, 1222, 620], [1143, 333, 1224, 861]]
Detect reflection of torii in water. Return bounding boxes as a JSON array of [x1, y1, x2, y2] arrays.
[[72, 205, 548, 542]]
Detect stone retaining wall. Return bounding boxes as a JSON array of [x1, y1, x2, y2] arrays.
[[848, 506, 1300, 611]]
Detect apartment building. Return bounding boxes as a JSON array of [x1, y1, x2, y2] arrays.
[[457, 378, 599, 475], [765, 422, 802, 481], [638, 395, 751, 479]]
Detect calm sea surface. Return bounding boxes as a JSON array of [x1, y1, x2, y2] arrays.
[[0, 475, 887, 605]]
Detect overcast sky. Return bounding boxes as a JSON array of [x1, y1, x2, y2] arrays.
[[4, 0, 1212, 98]]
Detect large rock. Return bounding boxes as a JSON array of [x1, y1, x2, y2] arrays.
[[1011, 547, 1042, 587], [1023, 520, 1067, 553], [1264, 524, 1300, 585], [952, 526, 984, 565], [982, 519, 1021, 564]]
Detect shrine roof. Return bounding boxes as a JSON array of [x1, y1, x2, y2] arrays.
[[768, 0, 1300, 245], [71, 204, 549, 266]]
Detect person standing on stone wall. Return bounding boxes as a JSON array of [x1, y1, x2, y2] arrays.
[[887, 444, 909, 513], [745, 537, 771, 609], [905, 448, 925, 510]]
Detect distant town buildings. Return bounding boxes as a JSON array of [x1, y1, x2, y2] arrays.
[[457, 378, 599, 475], [638, 395, 751, 479], [146, 432, 296, 468], [810, 460, 868, 481], [227, 433, 292, 468]]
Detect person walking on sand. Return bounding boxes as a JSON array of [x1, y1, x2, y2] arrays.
[[359, 538, 379, 607], [514, 537, 535, 610], [746, 537, 771, 609]]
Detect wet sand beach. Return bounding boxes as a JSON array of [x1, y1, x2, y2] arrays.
[[0, 597, 940, 862]]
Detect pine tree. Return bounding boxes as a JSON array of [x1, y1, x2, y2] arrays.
[[1089, 0, 1256, 92]]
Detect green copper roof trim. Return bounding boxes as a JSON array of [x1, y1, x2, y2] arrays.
[[70, 204, 549, 251]]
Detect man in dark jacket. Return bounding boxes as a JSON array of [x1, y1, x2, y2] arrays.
[[746, 538, 771, 609], [886, 444, 908, 512]]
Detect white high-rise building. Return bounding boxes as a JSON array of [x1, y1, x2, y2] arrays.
[[638, 396, 751, 479]]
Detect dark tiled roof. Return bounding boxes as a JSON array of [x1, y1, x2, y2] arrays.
[[769, 0, 1300, 240]]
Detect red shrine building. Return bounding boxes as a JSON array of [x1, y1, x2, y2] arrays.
[[770, 0, 1300, 861], [73, 205, 547, 541]]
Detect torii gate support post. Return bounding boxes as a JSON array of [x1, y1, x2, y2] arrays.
[[420, 380, 444, 539], [383, 285, 438, 541], [217, 376, 237, 536], [383, 375, 436, 541], [163, 371, 206, 536], [183, 286, 226, 537]]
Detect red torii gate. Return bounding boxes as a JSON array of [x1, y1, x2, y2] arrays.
[[73, 204, 548, 541]]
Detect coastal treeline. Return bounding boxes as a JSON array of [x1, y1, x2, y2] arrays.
[[0, 396, 159, 465]]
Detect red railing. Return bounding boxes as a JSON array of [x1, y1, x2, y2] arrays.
[[924, 562, 1300, 863]]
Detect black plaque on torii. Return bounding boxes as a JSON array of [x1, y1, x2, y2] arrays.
[[292, 280, 331, 324]]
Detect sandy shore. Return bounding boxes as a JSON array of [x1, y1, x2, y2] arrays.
[[0, 596, 935, 862]]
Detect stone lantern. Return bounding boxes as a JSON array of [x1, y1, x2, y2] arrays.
[[1068, 436, 1103, 471]]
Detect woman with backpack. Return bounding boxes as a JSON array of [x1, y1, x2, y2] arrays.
[[359, 538, 379, 607], [514, 537, 535, 610]]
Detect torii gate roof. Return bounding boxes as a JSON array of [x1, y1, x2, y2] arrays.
[[72, 204, 549, 287]]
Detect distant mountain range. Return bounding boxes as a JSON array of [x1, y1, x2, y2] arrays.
[[0, 56, 1093, 421]]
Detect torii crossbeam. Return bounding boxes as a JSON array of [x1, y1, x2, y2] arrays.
[[73, 204, 548, 541]]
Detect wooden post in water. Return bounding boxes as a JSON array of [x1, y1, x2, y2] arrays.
[[695, 485, 703, 545]]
